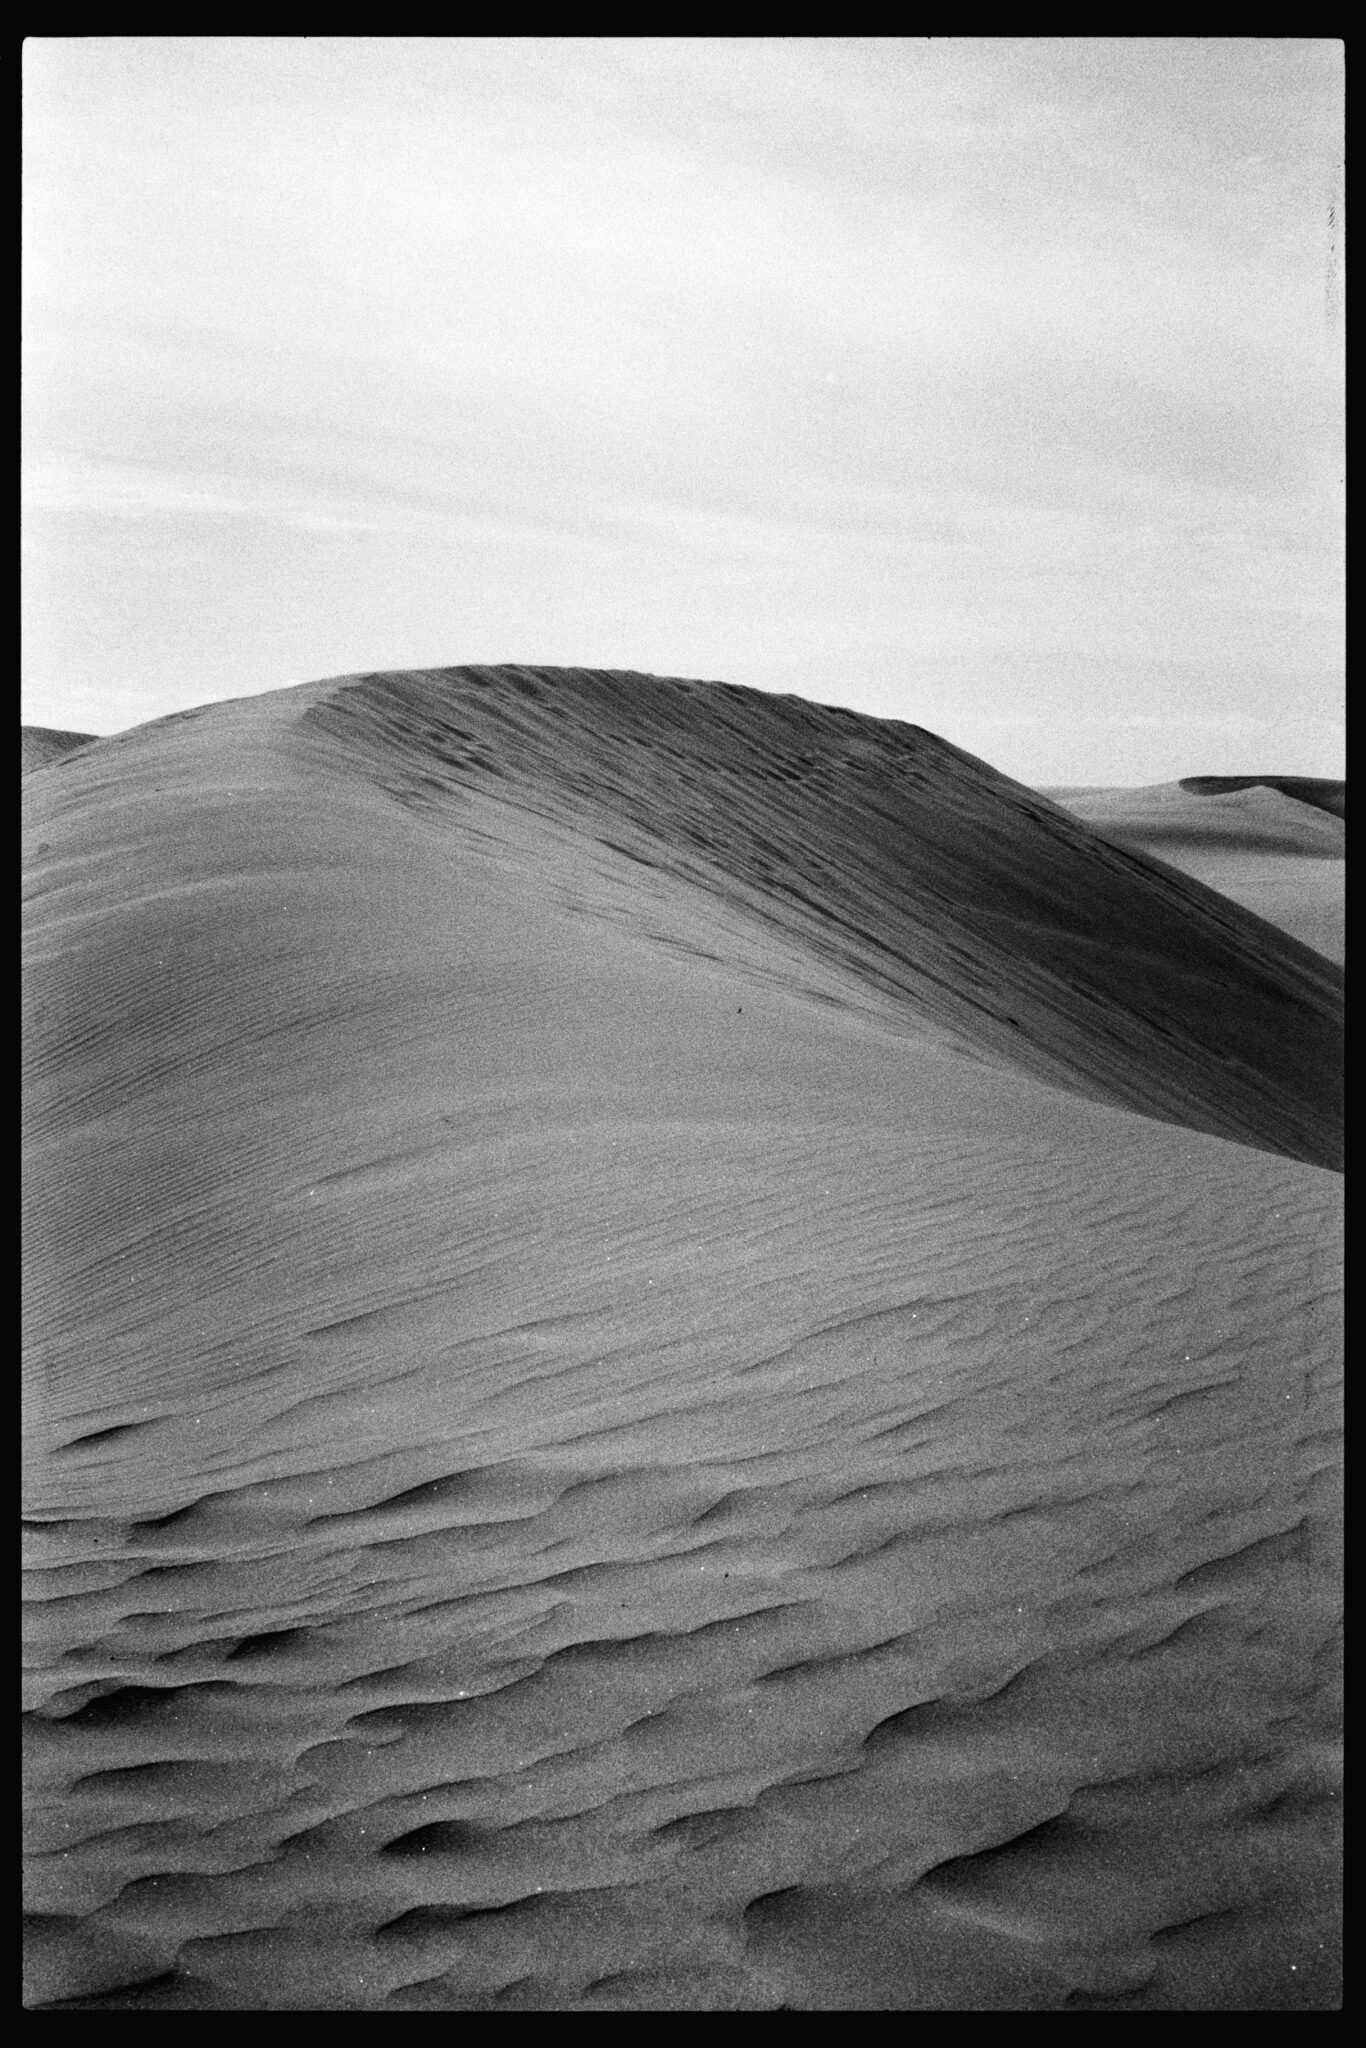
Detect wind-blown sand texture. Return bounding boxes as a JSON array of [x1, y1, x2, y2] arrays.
[[23, 669, 1342, 2010], [22, 726, 99, 777], [1044, 781, 1345, 965]]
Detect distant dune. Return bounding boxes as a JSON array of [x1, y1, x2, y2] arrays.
[[1044, 781, 1344, 965], [23, 670, 1341, 2010], [22, 726, 99, 775], [1179, 777, 1345, 821]]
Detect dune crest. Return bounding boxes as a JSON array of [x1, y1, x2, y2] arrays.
[[296, 668, 1341, 1170], [22, 726, 99, 775], [1179, 777, 1345, 821], [1045, 779, 1344, 965]]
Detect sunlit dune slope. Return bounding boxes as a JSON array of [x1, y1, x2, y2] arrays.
[[23, 726, 99, 775], [1045, 780, 1345, 966], [23, 669, 1342, 2010]]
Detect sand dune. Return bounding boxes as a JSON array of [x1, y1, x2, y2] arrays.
[[1044, 781, 1345, 965], [23, 670, 1342, 2009], [1178, 778, 1345, 821], [22, 726, 99, 776]]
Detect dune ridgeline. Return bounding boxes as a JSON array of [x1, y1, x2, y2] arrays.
[[1044, 777, 1345, 965], [23, 667, 1342, 2010]]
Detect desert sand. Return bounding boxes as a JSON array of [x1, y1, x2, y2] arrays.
[[23, 668, 1342, 2009], [1044, 781, 1345, 966], [21, 726, 98, 776]]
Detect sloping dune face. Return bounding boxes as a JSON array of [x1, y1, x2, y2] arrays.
[[1179, 777, 1345, 821], [299, 670, 1342, 1170], [22, 726, 99, 775], [24, 670, 1341, 2010], [1045, 782, 1345, 965]]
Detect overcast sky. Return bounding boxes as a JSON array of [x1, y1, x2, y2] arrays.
[[23, 37, 1343, 783]]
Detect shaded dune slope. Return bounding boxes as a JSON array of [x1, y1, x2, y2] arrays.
[[298, 669, 1341, 1170], [23, 726, 100, 776], [23, 670, 1342, 2009], [1044, 780, 1344, 966], [1180, 777, 1345, 821], [1043, 779, 1345, 859]]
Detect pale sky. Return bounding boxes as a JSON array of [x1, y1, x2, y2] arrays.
[[22, 37, 1343, 783]]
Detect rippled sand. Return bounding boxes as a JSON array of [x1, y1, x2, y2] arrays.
[[23, 670, 1342, 2008]]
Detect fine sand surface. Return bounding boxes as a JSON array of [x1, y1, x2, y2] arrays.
[[22, 726, 99, 776], [23, 670, 1342, 2009], [1178, 778, 1345, 821], [1044, 782, 1345, 966]]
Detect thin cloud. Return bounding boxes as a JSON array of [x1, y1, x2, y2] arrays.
[[22, 38, 1343, 780]]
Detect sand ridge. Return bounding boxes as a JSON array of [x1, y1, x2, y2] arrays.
[[1045, 781, 1345, 965], [297, 668, 1342, 1169], [23, 670, 1342, 2008], [22, 726, 100, 776], [1178, 777, 1345, 821]]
